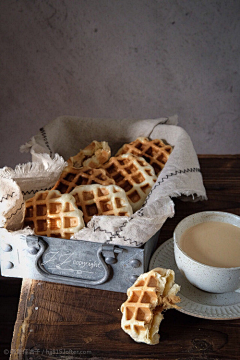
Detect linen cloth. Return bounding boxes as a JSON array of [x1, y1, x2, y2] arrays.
[[0, 115, 207, 247]]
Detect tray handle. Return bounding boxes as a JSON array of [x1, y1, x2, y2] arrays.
[[34, 238, 111, 286]]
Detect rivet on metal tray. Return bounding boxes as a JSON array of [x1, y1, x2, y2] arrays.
[[3, 261, 14, 269], [1, 243, 12, 252], [25, 236, 40, 255], [130, 274, 139, 283], [130, 259, 141, 268], [105, 257, 117, 265], [102, 245, 124, 265], [27, 247, 39, 255]]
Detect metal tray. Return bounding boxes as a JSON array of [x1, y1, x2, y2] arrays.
[[0, 231, 159, 293]]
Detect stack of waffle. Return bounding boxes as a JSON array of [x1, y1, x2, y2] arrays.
[[116, 137, 172, 176], [67, 140, 111, 168], [71, 184, 133, 224], [24, 138, 173, 239], [24, 190, 85, 240], [52, 166, 115, 193], [102, 154, 157, 212], [120, 268, 180, 345]]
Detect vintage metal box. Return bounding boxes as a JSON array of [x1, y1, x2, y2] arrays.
[[0, 230, 159, 293]]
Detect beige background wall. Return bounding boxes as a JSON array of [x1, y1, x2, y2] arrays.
[[0, 0, 239, 168]]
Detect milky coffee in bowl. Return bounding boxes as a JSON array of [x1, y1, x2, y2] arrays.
[[174, 211, 240, 293]]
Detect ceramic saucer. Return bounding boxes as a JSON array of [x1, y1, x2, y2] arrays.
[[149, 238, 240, 320]]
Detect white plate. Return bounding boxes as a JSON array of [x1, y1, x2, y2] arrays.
[[149, 238, 240, 320]]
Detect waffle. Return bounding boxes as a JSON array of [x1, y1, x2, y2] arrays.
[[24, 190, 85, 239], [102, 154, 157, 212], [70, 184, 133, 223], [68, 140, 111, 168], [116, 137, 172, 176], [121, 268, 180, 345], [52, 166, 115, 194]]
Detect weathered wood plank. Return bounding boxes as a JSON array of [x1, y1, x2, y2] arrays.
[[9, 156, 240, 359]]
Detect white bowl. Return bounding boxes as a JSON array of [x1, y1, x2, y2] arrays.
[[173, 211, 240, 293]]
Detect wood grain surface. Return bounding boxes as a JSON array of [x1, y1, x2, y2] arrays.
[[8, 156, 240, 359]]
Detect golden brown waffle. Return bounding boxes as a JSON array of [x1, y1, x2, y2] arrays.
[[52, 166, 115, 194], [68, 140, 111, 168], [116, 137, 173, 176], [24, 190, 85, 239], [121, 268, 180, 345], [102, 154, 157, 212], [70, 184, 133, 224]]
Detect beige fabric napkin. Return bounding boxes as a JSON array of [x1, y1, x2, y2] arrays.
[[0, 115, 207, 247]]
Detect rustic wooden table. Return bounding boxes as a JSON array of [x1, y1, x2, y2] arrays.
[[9, 156, 240, 360]]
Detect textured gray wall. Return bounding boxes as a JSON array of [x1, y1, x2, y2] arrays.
[[0, 0, 239, 169]]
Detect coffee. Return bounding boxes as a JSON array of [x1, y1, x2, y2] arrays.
[[179, 221, 240, 268]]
